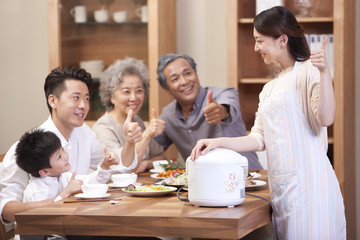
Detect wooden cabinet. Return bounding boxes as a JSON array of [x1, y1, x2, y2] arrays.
[[48, 0, 176, 121], [48, 0, 178, 158], [226, 0, 356, 237]]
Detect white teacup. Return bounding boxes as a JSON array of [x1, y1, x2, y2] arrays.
[[113, 11, 128, 23], [135, 5, 148, 23], [81, 184, 108, 196], [152, 160, 168, 172], [94, 9, 109, 23], [111, 173, 137, 186], [70, 5, 87, 23]]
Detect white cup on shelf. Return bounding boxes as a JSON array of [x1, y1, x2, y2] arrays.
[[113, 11, 128, 23], [135, 5, 148, 23], [70, 5, 87, 23], [94, 9, 109, 23]]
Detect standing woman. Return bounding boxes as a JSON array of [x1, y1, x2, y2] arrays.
[[93, 57, 166, 173], [191, 6, 346, 239]]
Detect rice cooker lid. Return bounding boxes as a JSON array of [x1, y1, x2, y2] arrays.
[[186, 148, 248, 166]]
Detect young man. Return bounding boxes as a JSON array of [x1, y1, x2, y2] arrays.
[[154, 54, 262, 169], [0, 66, 142, 223]]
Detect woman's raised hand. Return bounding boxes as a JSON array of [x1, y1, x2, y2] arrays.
[[123, 109, 143, 144], [310, 37, 329, 72], [143, 108, 165, 138]]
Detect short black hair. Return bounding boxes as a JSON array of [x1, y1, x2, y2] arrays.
[[15, 129, 62, 177], [44, 66, 93, 113]]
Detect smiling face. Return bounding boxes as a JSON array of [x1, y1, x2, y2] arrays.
[[49, 79, 90, 139], [45, 147, 71, 177], [253, 28, 282, 65], [110, 74, 145, 121], [163, 57, 201, 108]]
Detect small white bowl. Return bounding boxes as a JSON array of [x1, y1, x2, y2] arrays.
[[81, 184, 108, 196], [113, 11, 128, 23], [152, 160, 168, 172], [111, 173, 137, 186]]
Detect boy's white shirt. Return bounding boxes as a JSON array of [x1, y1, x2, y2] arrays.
[[23, 164, 111, 202], [0, 116, 138, 224]]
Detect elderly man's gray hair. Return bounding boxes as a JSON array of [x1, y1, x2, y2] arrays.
[[156, 53, 197, 90]]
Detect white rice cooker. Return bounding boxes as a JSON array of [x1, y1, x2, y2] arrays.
[[186, 148, 248, 207]]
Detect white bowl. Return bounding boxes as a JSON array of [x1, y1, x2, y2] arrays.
[[111, 173, 137, 186], [113, 11, 128, 23], [81, 184, 108, 196], [152, 160, 168, 172]]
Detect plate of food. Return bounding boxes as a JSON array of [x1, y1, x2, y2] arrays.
[[150, 173, 166, 179], [122, 185, 177, 197], [245, 179, 267, 190], [249, 172, 262, 179], [108, 182, 142, 188], [152, 169, 186, 179]]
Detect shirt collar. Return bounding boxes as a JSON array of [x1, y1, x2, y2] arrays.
[[40, 116, 79, 149]]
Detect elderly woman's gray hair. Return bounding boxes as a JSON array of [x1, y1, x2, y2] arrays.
[[100, 57, 149, 111], [156, 53, 197, 90]]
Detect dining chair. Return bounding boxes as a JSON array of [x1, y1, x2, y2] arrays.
[[0, 152, 15, 240]]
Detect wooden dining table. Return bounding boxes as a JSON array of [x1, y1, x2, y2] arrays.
[[15, 170, 272, 239]]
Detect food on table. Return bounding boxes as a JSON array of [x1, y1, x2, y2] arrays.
[[124, 184, 173, 192], [164, 172, 188, 186], [157, 169, 186, 178], [160, 158, 184, 171], [245, 172, 257, 187], [245, 178, 257, 187]]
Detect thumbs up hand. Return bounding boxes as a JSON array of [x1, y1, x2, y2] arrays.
[[123, 109, 143, 144], [101, 147, 120, 170], [203, 90, 229, 125], [143, 108, 165, 138], [310, 37, 329, 72], [61, 172, 83, 197]]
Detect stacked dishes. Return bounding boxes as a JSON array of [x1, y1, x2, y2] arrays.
[[79, 60, 105, 80]]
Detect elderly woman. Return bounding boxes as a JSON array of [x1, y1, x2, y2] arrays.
[[92, 57, 166, 173]]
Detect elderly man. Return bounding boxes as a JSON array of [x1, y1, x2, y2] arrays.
[[154, 54, 262, 169]]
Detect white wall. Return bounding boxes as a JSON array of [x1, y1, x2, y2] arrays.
[[177, 0, 227, 88], [0, 0, 49, 153]]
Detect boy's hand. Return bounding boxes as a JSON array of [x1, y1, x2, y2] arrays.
[[101, 147, 120, 170], [123, 109, 143, 143], [60, 173, 83, 198]]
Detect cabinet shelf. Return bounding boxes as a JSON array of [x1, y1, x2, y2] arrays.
[[239, 78, 271, 84], [239, 17, 333, 24], [61, 21, 147, 26]]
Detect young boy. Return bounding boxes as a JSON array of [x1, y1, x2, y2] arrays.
[[15, 129, 118, 203]]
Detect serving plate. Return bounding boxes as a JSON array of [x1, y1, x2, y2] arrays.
[[249, 172, 262, 179], [108, 182, 142, 188], [74, 193, 111, 199], [122, 186, 177, 197], [150, 173, 166, 179], [245, 180, 267, 190]]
